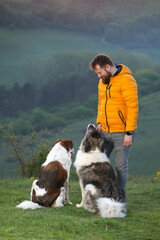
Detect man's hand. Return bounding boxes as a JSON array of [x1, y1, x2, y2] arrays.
[[124, 134, 133, 147], [96, 123, 102, 133]]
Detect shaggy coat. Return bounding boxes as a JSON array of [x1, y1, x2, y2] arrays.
[[74, 124, 126, 218]]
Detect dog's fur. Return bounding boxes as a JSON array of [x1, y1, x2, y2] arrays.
[[16, 139, 73, 210], [74, 124, 126, 218]]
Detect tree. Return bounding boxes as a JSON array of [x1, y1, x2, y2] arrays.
[[22, 83, 37, 111], [135, 69, 160, 96], [9, 82, 22, 117], [0, 122, 51, 178]]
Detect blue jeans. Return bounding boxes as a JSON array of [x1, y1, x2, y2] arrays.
[[101, 131, 136, 191]]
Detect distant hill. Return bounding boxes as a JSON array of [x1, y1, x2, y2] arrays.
[[0, 0, 160, 47]]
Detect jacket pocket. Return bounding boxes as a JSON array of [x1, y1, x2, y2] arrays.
[[118, 110, 126, 126]]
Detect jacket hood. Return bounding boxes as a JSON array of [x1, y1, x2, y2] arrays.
[[115, 64, 133, 77]]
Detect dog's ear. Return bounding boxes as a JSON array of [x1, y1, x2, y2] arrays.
[[83, 138, 92, 152], [98, 139, 105, 152], [53, 139, 61, 147], [61, 139, 73, 151]]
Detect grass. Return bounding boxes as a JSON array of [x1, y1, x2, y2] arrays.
[[0, 175, 160, 240]]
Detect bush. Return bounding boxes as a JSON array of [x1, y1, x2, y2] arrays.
[[25, 144, 50, 177], [31, 107, 67, 130], [12, 118, 31, 135], [0, 122, 53, 178], [135, 69, 160, 96]]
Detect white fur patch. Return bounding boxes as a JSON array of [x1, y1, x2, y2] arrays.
[[31, 179, 47, 197], [85, 184, 97, 195], [74, 147, 110, 171], [42, 142, 72, 173], [35, 186, 47, 196], [16, 200, 42, 210], [54, 187, 65, 207], [96, 198, 126, 218], [30, 180, 38, 200]]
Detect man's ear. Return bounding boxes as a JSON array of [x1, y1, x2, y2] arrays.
[[105, 64, 110, 71]]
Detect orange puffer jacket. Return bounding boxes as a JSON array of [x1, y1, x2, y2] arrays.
[[97, 64, 138, 133]]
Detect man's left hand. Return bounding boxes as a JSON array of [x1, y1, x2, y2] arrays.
[[124, 135, 133, 147]]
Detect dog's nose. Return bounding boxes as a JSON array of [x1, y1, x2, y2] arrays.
[[87, 123, 96, 130]]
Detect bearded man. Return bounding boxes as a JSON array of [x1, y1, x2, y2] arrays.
[[89, 54, 139, 192]]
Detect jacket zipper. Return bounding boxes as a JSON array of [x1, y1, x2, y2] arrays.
[[118, 110, 126, 129], [108, 85, 112, 98], [105, 84, 112, 133]]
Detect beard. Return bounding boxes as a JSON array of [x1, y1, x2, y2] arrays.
[[102, 71, 112, 84]]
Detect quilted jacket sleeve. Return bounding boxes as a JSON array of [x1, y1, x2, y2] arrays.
[[121, 75, 139, 131]]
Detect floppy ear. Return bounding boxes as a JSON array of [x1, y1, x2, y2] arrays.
[[60, 139, 73, 151], [98, 139, 105, 152], [52, 139, 61, 147], [83, 138, 92, 152]]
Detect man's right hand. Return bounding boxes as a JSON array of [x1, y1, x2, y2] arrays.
[[96, 123, 102, 133]]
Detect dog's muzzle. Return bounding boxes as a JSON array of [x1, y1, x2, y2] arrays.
[[87, 123, 96, 131]]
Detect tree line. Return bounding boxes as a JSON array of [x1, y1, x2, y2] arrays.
[[0, 0, 160, 47], [0, 66, 159, 118]]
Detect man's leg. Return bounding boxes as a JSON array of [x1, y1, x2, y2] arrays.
[[101, 131, 114, 157], [111, 132, 135, 191]]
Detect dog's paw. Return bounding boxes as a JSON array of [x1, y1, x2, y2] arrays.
[[56, 203, 64, 208], [64, 200, 72, 205], [76, 203, 83, 208]]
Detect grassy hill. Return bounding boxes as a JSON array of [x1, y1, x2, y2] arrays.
[[0, 177, 160, 240], [1, 0, 160, 49], [0, 28, 160, 87], [0, 28, 115, 87]]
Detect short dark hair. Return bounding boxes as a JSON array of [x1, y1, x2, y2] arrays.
[[89, 54, 114, 70]]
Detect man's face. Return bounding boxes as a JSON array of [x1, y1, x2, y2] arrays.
[[94, 64, 112, 84]]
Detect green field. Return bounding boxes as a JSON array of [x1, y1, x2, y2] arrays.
[[0, 177, 160, 240]]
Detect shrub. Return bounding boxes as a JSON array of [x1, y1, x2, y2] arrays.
[[0, 122, 53, 178], [135, 69, 160, 96]]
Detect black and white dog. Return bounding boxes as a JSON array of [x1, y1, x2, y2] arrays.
[[74, 124, 126, 218]]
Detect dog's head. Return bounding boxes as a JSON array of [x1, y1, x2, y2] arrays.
[[53, 139, 74, 157], [80, 124, 105, 153]]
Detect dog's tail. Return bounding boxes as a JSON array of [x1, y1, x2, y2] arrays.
[[85, 184, 126, 218], [16, 200, 42, 210], [96, 198, 126, 218]]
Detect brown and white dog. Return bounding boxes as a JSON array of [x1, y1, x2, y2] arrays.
[[74, 124, 126, 218], [16, 139, 73, 210]]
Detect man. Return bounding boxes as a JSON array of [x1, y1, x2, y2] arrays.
[[89, 54, 138, 191]]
